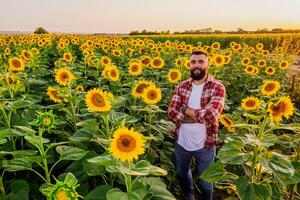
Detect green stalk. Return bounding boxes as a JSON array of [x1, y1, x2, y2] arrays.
[[38, 129, 51, 183], [0, 170, 5, 195]]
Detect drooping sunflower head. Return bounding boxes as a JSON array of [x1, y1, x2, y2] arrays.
[[267, 96, 294, 123], [167, 69, 182, 83], [55, 68, 75, 86], [219, 114, 234, 132], [109, 126, 145, 163], [131, 80, 155, 98], [128, 62, 143, 76], [241, 96, 261, 111], [85, 88, 112, 112], [261, 80, 281, 96], [9, 57, 25, 72], [47, 86, 66, 103], [142, 85, 162, 105], [151, 57, 164, 69]]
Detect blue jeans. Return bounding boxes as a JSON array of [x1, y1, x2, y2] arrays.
[[175, 142, 216, 200]]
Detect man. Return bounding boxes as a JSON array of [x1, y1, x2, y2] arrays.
[[167, 50, 225, 200]]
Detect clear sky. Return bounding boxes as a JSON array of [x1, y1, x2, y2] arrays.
[[0, 0, 299, 33]]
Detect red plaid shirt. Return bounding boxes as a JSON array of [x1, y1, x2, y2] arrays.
[[167, 75, 226, 148]]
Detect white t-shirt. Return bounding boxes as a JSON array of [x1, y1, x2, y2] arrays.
[[177, 82, 207, 151]]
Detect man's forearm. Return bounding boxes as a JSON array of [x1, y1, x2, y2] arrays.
[[184, 107, 197, 122]]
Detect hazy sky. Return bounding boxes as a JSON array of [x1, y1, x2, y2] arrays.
[[0, 0, 299, 33]]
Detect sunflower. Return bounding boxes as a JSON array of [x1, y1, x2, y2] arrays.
[[224, 55, 231, 64], [279, 61, 289, 70], [30, 47, 39, 55], [211, 42, 220, 50], [101, 65, 111, 79], [241, 97, 261, 110], [140, 56, 152, 67], [109, 126, 145, 163], [128, 62, 142, 76], [63, 52, 73, 63], [151, 57, 164, 69], [213, 54, 225, 67], [256, 43, 264, 50], [262, 50, 269, 57], [219, 114, 234, 132], [131, 80, 155, 98], [142, 86, 162, 104], [56, 190, 67, 200], [9, 57, 25, 72], [108, 65, 120, 81], [47, 86, 65, 103], [85, 88, 111, 112], [252, 66, 259, 75], [257, 59, 266, 68], [241, 57, 251, 66], [55, 68, 75, 86], [265, 66, 275, 75], [175, 57, 184, 67], [21, 50, 32, 61], [244, 65, 254, 75], [268, 96, 294, 123], [167, 69, 182, 83], [75, 85, 84, 92], [261, 80, 280, 96], [112, 49, 122, 57]]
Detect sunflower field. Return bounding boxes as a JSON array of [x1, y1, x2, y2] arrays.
[[0, 33, 300, 200]]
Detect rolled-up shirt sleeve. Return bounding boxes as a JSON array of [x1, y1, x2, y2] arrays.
[[194, 83, 225, 125], [167, 85, 185, 124]]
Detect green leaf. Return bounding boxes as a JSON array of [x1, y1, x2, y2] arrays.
[[2, 159, 32, 172], [260, 152, 295, 186], [56, 145, 88, 161], [236, 177, 272, 200], [0, 128, 25, 139], [87, 153, 116, 166], [8, 179, 30, 200], [201, 161, 238, 183], [85, 185, 113, 200], [217, 140, 251, 164], [106, 188, 140, 200], [140, 177, 176, 200]]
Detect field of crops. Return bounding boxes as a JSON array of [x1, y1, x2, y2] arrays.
[[0, 33, 299, 200]]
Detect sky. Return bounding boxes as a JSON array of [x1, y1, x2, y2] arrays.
[[0, 0, 299, 33]]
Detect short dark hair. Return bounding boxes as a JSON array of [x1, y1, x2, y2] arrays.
[[191, 50, 208, 57]]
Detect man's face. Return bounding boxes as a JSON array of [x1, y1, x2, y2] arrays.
[[189, 54, 208, 80]]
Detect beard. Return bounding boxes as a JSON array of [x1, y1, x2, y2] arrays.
[[190, 68, 207, 80]]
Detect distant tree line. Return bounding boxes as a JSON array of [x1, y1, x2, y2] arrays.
[[129, 28, 300, 35]]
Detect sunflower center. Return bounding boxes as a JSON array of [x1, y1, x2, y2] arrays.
[[117, 135, 136, 152], [142, 58, 151, 65], [216, 57, 222, 63], [60, 73, 69, 81], [110, 70, 117, 77], [147, 90, 157, 100], [267, 68, 273, 72], [170, 72, 179, 80], [12, 60, 21, 68], [247, 66, 253, 72], [153, 59, 161, 66], [136, 83, 149, 94], [264, 83, 275, 92], [103, 59, 109, 64], [281, 62, 287, 67], [92, 94, 105, 107], [43, 118, 51, 126], [245, 100, 256, 107], [131, 65, 139, 72]]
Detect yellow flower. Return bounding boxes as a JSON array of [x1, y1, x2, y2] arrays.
[[21, 50, 32, 61], [63, 52, 73, 63], [75, 85, 84, 92], [140, 56, 152, 67], [9, 57, 25, 72], [85, 88, 111, 112], [108, 65, 120, 81], [131, 80, 155, 98], [219, 114, 234, 132], [112, 49, 122, 57], [261, 80, 280, 96], [279, 61, 289, 70], [268, 96, 294, 123], [55, 68, 75, 86], [109, 126, 145, 163], [213, 54, 225, 67], [151, 57, 164, 69], [142, 86, 162, 105], [265, 66, 275, 75], [241, 97, 261, 110], [128, 62, 142, 76], [55, 189, 67, 200], [257, 59, 266, 68], [241, 57, 251, 66], [211, 42, 220, 50], [256, 43, 264, 50], [167, 69, 182, 83], [244, 65, 254, 75], [47, 86, 65, 103]]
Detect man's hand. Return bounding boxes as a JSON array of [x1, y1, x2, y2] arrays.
[[184, 107, 197, 122]]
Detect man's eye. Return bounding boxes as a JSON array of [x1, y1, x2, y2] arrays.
[[191, 60, 196, 64]]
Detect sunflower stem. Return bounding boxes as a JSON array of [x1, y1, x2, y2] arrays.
[[38, 128, 51, 183], [0, 170, 5, 195]]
